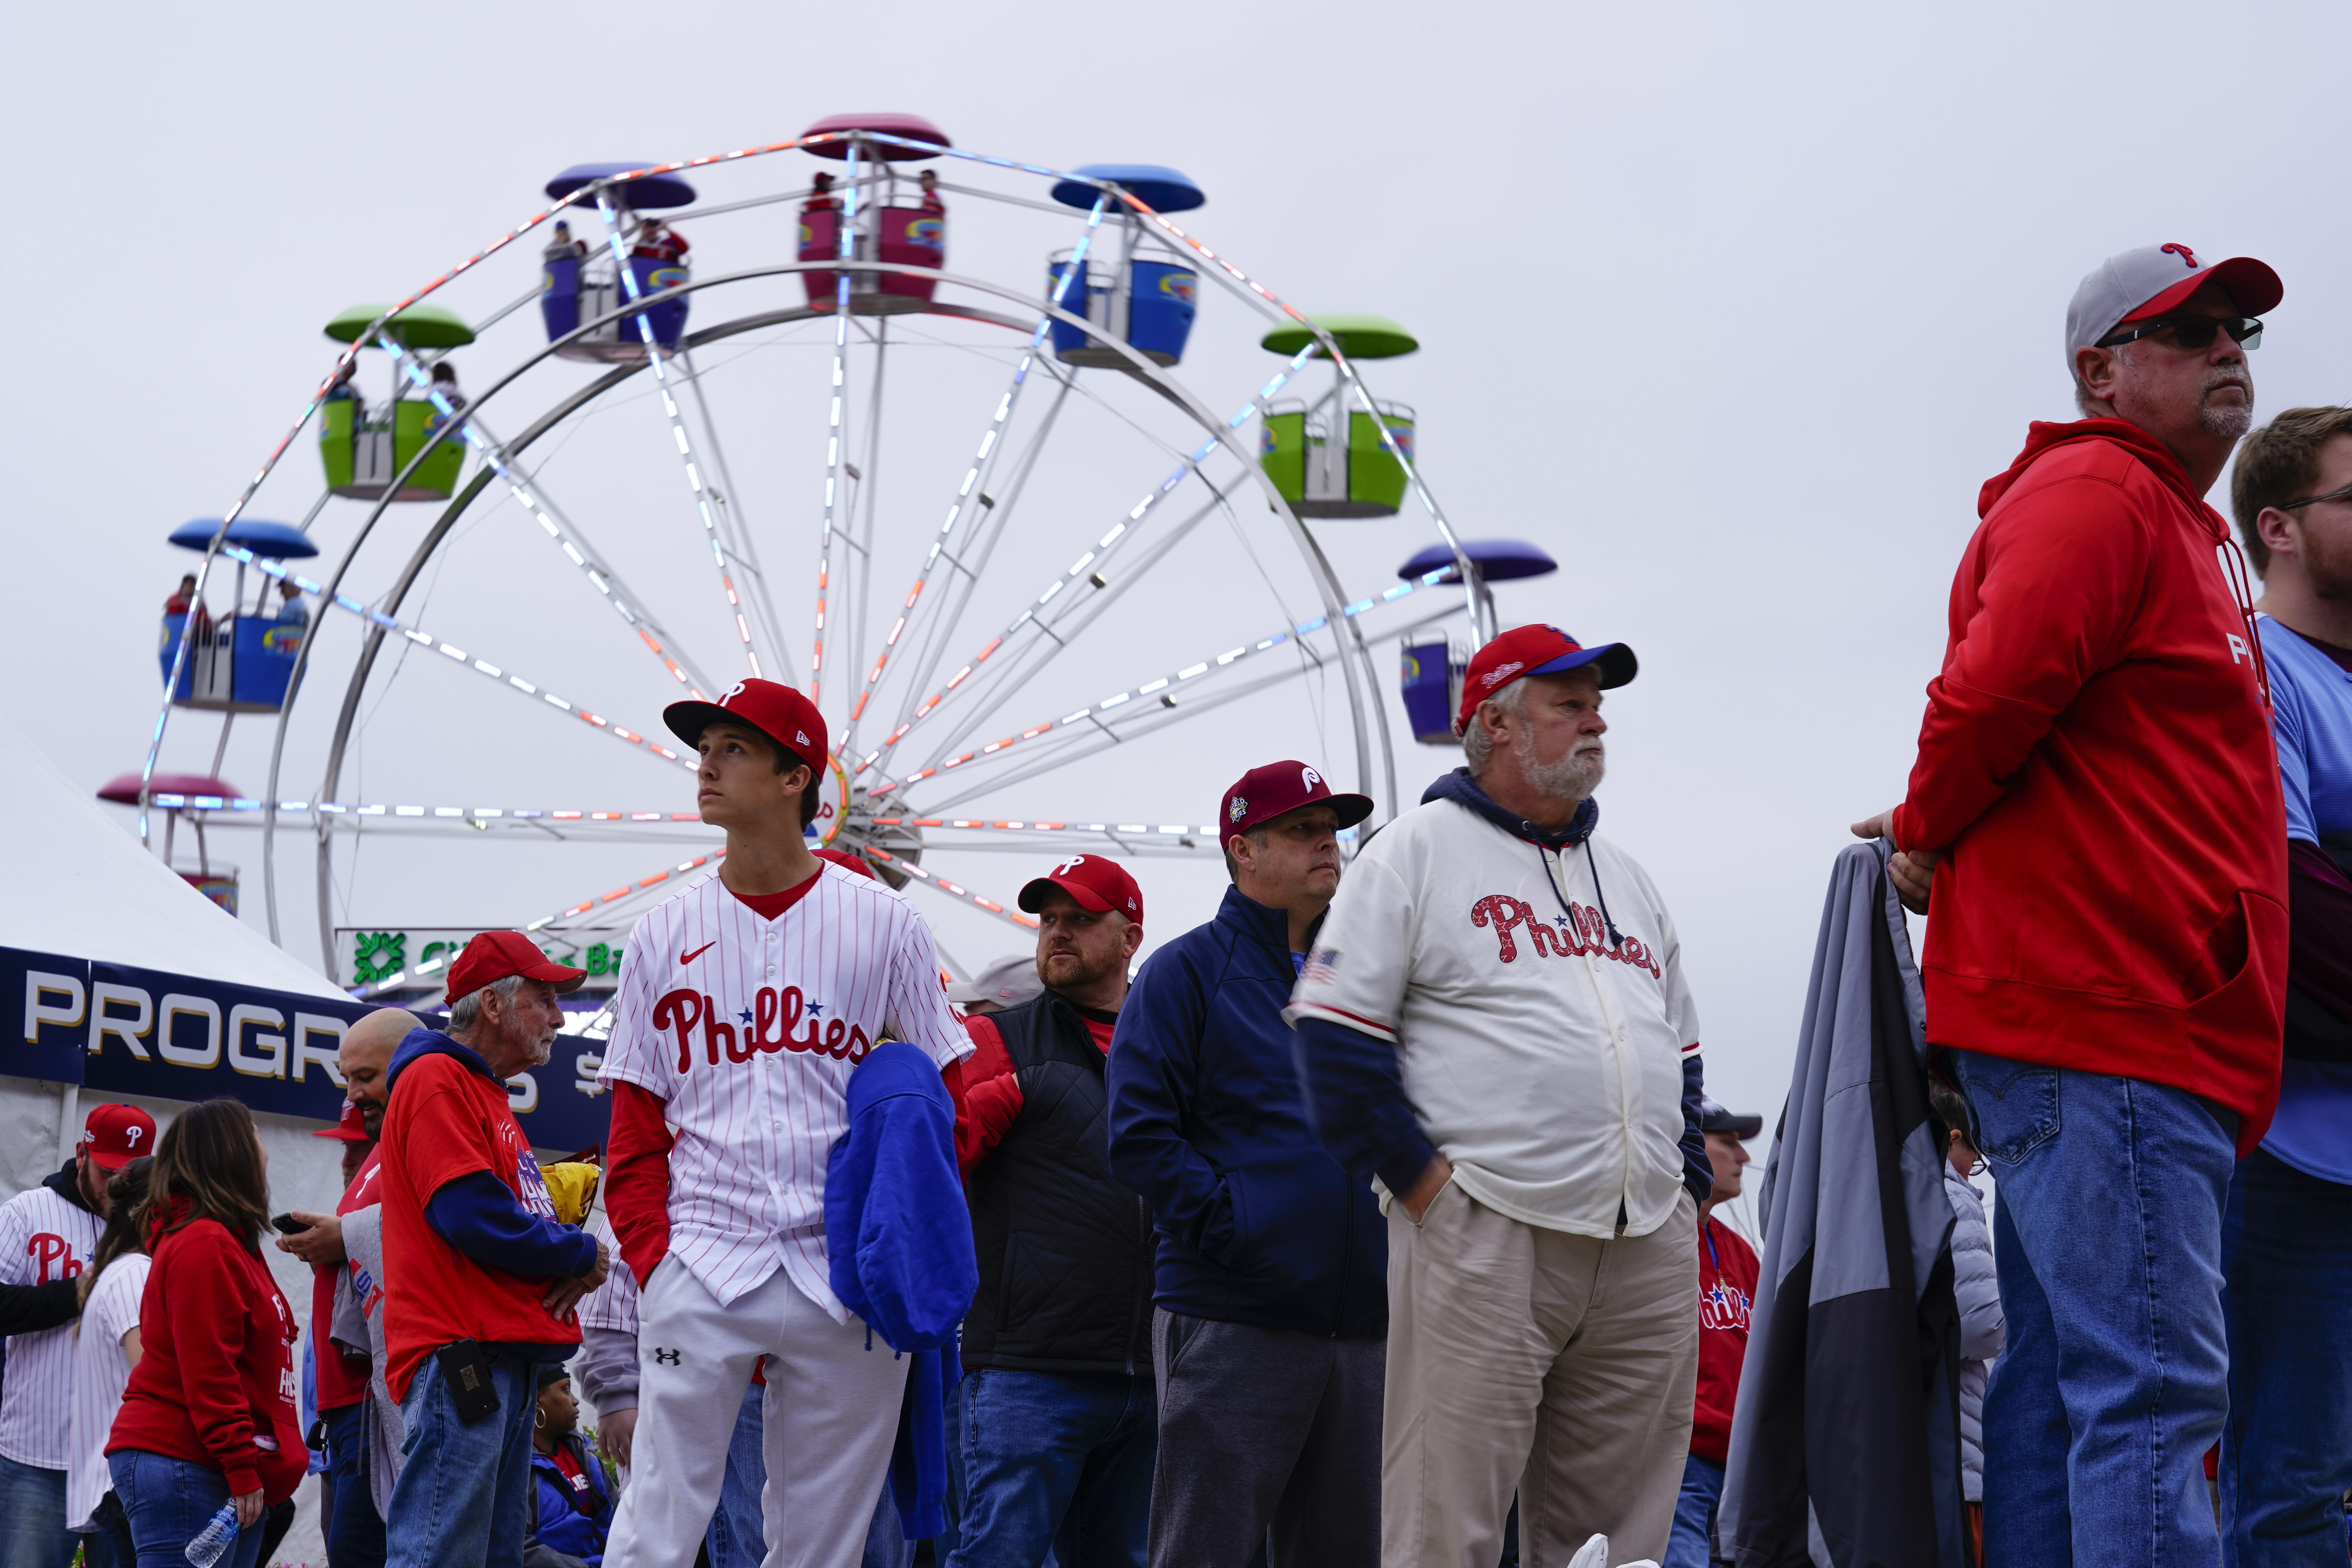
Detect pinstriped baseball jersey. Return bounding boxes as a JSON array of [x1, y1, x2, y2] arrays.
[[0, 1185, 103, 1468], [68, 1253, 150, 1529], [599, 865, 971, 1318], [576, 1208, 638, 1337]]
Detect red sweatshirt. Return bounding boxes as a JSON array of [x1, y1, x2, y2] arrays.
[[1690, 1216, 1759, 1466], [108, 1198, 307, 1503], [1893, 419, 2288, 1149]]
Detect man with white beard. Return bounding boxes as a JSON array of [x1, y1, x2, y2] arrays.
[[1289, 625, 1715, 1567]]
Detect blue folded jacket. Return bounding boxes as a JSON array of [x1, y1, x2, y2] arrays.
[[826, 1039, 977, 1541]]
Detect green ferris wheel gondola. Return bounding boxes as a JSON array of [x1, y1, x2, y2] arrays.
[[318, 304, 475, 501], [1258, 316, 1418, 518]]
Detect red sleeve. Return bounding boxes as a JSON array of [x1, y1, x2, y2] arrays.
[[1893, 476, 2151, 853], [945, 1014, 1022, 1180], [605, 1083, 673, 1289], [167, 1231, 267, 1496]]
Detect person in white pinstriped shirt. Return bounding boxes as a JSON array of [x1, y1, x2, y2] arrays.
[[598, 679, 970, 1568]]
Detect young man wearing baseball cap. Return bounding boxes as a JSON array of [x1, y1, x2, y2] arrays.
[[595, 678, 972, 1568], [1106, 761, 1386, 1568], [1666, 1100, 1762, 1568], [1853, 243, 2288, 1568], [1289, 624, 1716, 1565], [948, 853, 1158, 1568], [0, 1101, 152, 1568], [377, 933, 611, 1568]]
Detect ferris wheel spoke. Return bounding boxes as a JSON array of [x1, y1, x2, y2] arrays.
[[859, 848, 1037, 933], [676, 348, 798, 687], [809, 143, 864, 705], [867, 817, 1219, 857], [376, 335, 720, 699], [839, 198, 1112, 754]]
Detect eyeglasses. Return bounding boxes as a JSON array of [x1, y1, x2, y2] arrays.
[[2281, 480, 2352, 511], [2096, 314, 2263, 351]]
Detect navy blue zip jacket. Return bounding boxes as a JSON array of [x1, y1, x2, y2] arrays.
[[826, 1040, 976, 1541], [1107, 886, 1386, 1339], [1290, 771, 1715, 1212]]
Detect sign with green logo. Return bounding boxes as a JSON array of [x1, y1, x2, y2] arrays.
[[334, 928, 632, 993]]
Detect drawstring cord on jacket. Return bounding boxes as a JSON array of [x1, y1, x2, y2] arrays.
[[1531, 830, 1625, 948], [2218, 537, 2274, 709]]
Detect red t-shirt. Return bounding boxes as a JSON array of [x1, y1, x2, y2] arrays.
[[1690, 1216, 1759, 1465], [946, 1005, 1115, 1177], [548, 1441, 602, 1515], [311, 1146, 383, 1411], [378, 1052, 578, 1401]]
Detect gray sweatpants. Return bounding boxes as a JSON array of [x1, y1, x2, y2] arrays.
[[1147, 1307, 1384, 1568]]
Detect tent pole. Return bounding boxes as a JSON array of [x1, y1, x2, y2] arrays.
[[54, 1085, 80, 1167]]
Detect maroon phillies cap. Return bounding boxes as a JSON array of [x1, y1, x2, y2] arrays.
[[1018, 853, 1144, 924], [312, 1100, 373, 1143], [1220, 760, 1373, 840], [444, 930, 587, 1007], [1455, 624, 1637, 736], [664, 679, 830, 772], [81, 1103, 156, 1171]]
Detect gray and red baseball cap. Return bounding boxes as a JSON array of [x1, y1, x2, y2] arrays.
[[664, 679, 829, 772], [1455, 624, 1637, 736], [2065, 242, 2283, 359], [444, 930, 587, 1007], [1018, 854, 1144, 924], [1220, 760, 1372, 840], [81, 1103, 156, 1170]]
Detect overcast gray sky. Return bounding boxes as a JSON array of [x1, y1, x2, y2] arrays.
[[7, 0, 2348, 1126]]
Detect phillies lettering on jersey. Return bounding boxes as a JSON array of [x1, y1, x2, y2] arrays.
[[0, 1185, 103, 1468], [600, 864, 971, 1317], [1471, 893, 1663, 977], [1701, 1275, 1753, 1332]]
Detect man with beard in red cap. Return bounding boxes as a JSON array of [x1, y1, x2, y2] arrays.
[[1854, 243, 2289, 1568]]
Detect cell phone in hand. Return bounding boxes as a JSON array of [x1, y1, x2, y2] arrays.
[[270, 1213, 311, 1236]]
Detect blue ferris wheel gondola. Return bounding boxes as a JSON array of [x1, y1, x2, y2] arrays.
[[168, 518, 320, 559], [543, 162, 699, 209], [541, 162, 696, 361], [1045, 164, 1206, 369]]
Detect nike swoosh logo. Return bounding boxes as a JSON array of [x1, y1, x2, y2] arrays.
[[680, 942, 717, 965]]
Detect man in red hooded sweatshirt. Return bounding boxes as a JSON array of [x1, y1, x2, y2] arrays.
[[1855, 243, 2288, 1568]]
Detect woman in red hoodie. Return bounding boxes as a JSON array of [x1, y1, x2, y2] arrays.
[[106, 1099, 307, 1568]]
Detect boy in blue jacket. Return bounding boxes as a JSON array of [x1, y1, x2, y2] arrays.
[[1107, 760, 1386, 1568]]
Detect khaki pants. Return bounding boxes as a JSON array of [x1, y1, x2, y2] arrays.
[[1383, 1181, 1698, 1568]]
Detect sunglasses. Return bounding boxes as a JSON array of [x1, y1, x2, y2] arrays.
[[2097, 313, 2263, 351], [2281, 480, 2352, 511]]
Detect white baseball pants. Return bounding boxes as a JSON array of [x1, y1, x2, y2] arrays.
[[603, 1261, 909, 1568]]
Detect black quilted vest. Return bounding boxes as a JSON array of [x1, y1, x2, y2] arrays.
[[960, 993, 1156, 1375]]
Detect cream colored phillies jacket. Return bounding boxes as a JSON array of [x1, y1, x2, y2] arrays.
[[1286, 775, 1702, 1240]]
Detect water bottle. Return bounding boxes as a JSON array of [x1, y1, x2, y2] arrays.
[[184, 1503, 237, 1567]]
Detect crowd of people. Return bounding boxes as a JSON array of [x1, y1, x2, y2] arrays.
[[4, 234, 2347, 1568]]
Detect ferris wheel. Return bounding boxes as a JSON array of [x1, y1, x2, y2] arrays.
[[133, 112, 1552, 1005]]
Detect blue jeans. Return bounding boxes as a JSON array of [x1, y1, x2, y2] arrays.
[[384, 1349, 547, 1568], [0, 1454, 74, 1568], [106, 1450, 262, 1568], [704, 1381, 766, 1568], [1950, 1049, 2236, 1568], [2220, 1147, 2352, 1566], [1663, 1452, 1723, 1567], [83, 1489, 139, 1568], [324, 1401, 385, 1568], [947, 1368, 1156, 1568]]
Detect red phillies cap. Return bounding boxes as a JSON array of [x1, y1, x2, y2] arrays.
[[1455, 624, 1637, 736], [664, 679, 829, 773], [312, 1100, 373, 1142], [444, 930, 587, 1007], [1018, 853, 1144, 924], [1220, 760, 1373, 840], [81, 1103, 156, 1171]]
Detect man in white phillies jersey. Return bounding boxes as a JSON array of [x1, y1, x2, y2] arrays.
[[599, 679, 971, 1568], [0, 1101, 153, 1568]]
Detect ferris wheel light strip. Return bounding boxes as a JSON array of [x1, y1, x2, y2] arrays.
[[862, 846, 1038, 930], [597, 195, 764, 682], [862, 565, 1455, 792], [142, 794, 701, 822], [375, 338, 709, 699], [867, 340, 1324, 769], [809, 143, 864, 704], [208, 543, 693, 769], [848, 195, 1112, 730], [870, 817, 1218, 838]]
